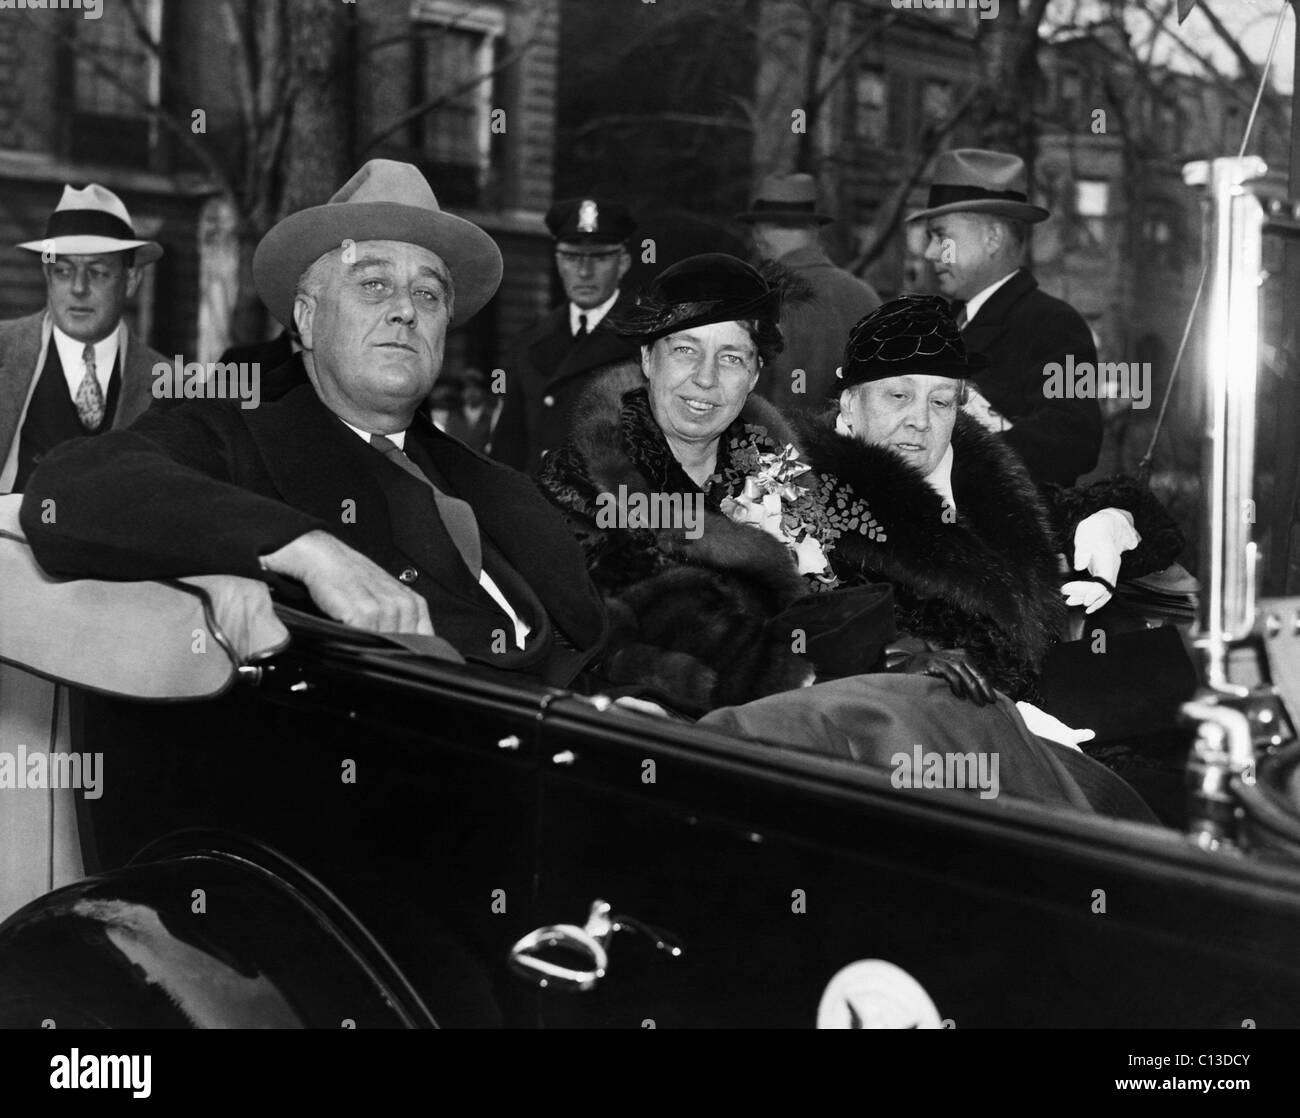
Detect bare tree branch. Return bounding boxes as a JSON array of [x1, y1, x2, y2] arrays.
[[847, 86, 979, 274]]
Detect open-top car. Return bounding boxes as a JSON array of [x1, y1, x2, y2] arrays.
[[2, 156, 1300, 1029]]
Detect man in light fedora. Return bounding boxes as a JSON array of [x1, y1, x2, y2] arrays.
[[21, 159, 607, 685], [910, 148, 1101, 486], [738, 172, 880, 416], [0, 183, 165, 493]]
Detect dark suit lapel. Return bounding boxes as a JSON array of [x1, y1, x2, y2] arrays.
[[962, 269, 1037, 353], [243, 384, 404, 564], [410, 414, 606, 647], [551, 291, 638, 383]]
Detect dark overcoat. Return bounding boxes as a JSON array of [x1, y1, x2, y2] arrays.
[[20, 382, 608, 686], [960, 268, 1103, 486], [539, 362, 871, 714], [755, 246, 881, 418], [491, 290, 641, 475]]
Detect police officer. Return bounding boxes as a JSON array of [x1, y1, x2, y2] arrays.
[[492, 196, 639, 475]]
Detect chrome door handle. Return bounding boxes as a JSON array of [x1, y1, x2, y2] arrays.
[[508, 900, 683, 992], [508, 923, 608, 991]]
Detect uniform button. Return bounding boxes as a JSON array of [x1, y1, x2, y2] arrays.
[[543, 395, 555, 407], [398, 567, 419, 584]]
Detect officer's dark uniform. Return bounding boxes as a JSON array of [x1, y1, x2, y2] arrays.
[[492, 197, 640, 476]]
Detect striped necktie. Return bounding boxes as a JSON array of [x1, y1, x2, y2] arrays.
[[370, 433, 483, 577], [74, 341, 106, 430]]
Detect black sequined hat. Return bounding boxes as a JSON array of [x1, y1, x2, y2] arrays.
[[835, 295, 988, 391], [615, 252, 783, 345]]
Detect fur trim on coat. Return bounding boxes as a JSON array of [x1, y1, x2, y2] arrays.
[[802, 412, 1069, 701], [540, 362, 821, 714]]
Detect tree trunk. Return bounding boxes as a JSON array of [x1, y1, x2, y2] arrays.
[[280, 0, 356, 216]]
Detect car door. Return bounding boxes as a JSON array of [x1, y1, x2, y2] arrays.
[[522, 696, 1300, 1028], [74, 626, 553, 1028]]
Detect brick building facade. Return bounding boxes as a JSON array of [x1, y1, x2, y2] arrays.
[[0, 0, 561, 377]]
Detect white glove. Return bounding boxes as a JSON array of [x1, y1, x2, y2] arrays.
[[1061, 508, 1139, 614], [1015, 701, 1095, 751]]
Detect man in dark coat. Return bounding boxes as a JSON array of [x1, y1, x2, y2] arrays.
[[911, 149, 1102, 486], [740, 173, 880, 417], [1, 183, 166, 493], [20, 159, 607, 687], [491, 196, 641, 475]]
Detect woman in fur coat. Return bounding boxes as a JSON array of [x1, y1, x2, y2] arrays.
[[539, 255, 973, 715], [801, 295, 1185, 704]]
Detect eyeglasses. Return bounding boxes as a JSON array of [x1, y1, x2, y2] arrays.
[[47, 262, 125, 286]]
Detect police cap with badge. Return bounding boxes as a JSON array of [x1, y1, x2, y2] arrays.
[[545, 197, 637, 245]]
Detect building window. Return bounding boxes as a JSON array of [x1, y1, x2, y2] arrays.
[[410, 0, 505, 207], [854, 69, 888, 146], [1075, 179, 1110, 250], [63, 0, 162, 167]]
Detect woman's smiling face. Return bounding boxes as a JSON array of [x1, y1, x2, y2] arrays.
[[642, 320, 761, 450]]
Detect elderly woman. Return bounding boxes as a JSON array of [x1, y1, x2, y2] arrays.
[[802, 295, 1184, 705], [539, 255, 977, 714], [539, 262, 1161, 819]]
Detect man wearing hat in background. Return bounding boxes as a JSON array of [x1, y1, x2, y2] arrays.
[[491, 195, 640, 475], [911, 148, 1102, 487], [0, 183, 165, 493], [739, 172, 880, 417], [21, 159, 607, 685]]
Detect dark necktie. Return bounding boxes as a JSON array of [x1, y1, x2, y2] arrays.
[[74, 342, 105, 430], [951, 301, 968, 330], [574, 313, 588, 338], [370, 433, 483, 577]]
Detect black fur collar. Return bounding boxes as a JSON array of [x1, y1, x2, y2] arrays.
[[802, 412, 1065, 664], [564, 360, 808, 603]]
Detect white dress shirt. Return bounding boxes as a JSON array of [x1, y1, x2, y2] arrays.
[[52, 324, 120, 398], [921, 444, 957, 513], [341, 419, 532, 649], [569, 288, 620, 336]]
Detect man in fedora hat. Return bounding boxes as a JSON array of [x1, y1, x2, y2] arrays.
[[492, 195, 641, 475], [21, 159, 607, 685], [0, 183, 166, 493], [738, 172, 880, 417], [910, 148, 1102, 486]]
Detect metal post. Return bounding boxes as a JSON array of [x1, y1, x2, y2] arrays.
[[1183, 157, 1267, 691]]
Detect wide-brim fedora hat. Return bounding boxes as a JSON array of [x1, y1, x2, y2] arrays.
[[835, 295, 988, 392], [253, 159, 503, 328], [17, 183, 163, 265], [735, 172, 833, 225], [614, 252, 782, 345], [906, 148, 1049, 224]]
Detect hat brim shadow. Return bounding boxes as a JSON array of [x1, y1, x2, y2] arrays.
[[253, 201, 504, 328], [905, 199, 1050, 224]]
